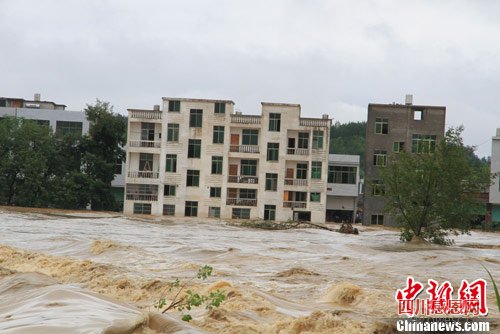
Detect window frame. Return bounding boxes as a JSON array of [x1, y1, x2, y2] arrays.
[[266, 143, 279, 161], [167, 123, 179, 142], [185, 201, 198, 217], [168, 100, 180, 112], [213, 125, 225, 144], [214, 102, 226, 114], [269, 113, 281, 132], [187, 139, 202, 158], [186, 170, 200, 187], [165, 154, 177, 173], [311, 161, 322, 179], [164, 184, 176, 197], [265, 173, 278, 191], [242, 129, 259, 145], [375, 117, 388, 134], [189, 109, 203, 127], [211, 156, 223, 174], [312, 130, 324, 149]]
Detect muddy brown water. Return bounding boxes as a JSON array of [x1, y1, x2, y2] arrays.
[[0, 210, 498, 333]]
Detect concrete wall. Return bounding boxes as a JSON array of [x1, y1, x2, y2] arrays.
[[490, 129, 500, 222]]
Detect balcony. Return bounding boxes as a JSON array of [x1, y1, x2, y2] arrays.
[[299, 118, 330, 127], [287, 148, 310, 155], [228, 176, 259, 184], [284, 178, 308, 186], [126, 194, 158, 201], [230, 145, 259, 153], [129, 140, 161, 148], [283, 201, 307, 209], [127, 171, 159, 179], [129, 110, 162, 120], [226, 198, 257, 206], [231, 114, 261, 124]]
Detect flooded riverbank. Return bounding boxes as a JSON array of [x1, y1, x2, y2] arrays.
[[0, 208, 498, 333]]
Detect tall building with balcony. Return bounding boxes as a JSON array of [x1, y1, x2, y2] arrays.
[[489, 128, 500, 225], [124, 98, 332, 222], [363, 95, 446, 226]]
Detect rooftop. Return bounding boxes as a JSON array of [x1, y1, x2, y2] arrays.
[[162, 97, 235, 104]]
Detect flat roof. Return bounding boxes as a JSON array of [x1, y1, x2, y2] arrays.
[[127, 108, 158, 112], [261, 102, 301, 108], [0, 97, 67, 108], [368, 103, 446, 109], [162, 97, 235, 104]]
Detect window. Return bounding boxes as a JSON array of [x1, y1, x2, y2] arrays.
[[296, 163, 308, 179], [189, 109, 203, 127], [373, 150, 387, 166], [412, 134, 437, 153], [375, 118, 388, 134], [232, 208, 250, 219], [240, 159, 257, 176], [310, 192, 321, 202], [312, 130, 324, 149], [133, 203, 151, 215], [295, 191, 307, 202], [210, 187, 221, 198], [371, 214, 384, 225], [211, 156, 223, 174], [264, 205, 276, 221], [208, 206, 220, 218], [267, 143, 279, 161], [214, 102, 226, 114], [298, 132, 309, 149], [126, 184, 158, 201], [185, 201, 198, 217], [265, 173, 278, 191], [239, 188, 256, 199], [168, 100, 180, 112], [114, 159, 122, 174], [213, 126, 224, 144], [167, 124, 179, 142], [414, 110, 423, 121], [242, 129, 258, 145], [165, 154, 177, 172], [188, 139, 201, 158], [393, 142, 404, 153], [311, 161, 322, 179], [269, 113, 281, 132], [372, 180, 385, 196], [141, 122, 155, 141], [56, 121, 83, 136], [164, 185, 176, 197], [328, 166, 356, 184], [186, 170, 200, 187], [139, 153, 153, 171], [163, 205, 175, 216]]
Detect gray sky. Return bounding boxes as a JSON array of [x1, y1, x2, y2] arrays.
[[1, 0, 498, 157]]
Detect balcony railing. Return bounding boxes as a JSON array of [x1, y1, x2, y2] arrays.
[[126, 194, 158, 201], [284, 178, 308, 186], [228, 176, 258, 184], [299, 118, 330, 127], [127, 171, 159, 179], [129, 110, 162, 120], [226, 198, 257, 206], [129, 140, 161, 148], [230, 114, 261, 124], [283, 201, 307, 209], [287, 148, 310, 155], [230, 145, 259, 153]]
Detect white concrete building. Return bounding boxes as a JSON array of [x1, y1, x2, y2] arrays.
[[489, 128, 500, 224], [0, 95, 125, 202], [124, 97, 332, 222], [326, 154, 360, 223]]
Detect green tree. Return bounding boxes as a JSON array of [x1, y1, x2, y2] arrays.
[[329, 121, 366, 175], [82, 100, 126, 211], [379, 126, 492, 243]]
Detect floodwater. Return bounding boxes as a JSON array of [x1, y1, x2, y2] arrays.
[[0, 209, 498, 333]]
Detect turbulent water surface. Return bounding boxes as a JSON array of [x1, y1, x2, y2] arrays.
[[0, 209, 498, 333]]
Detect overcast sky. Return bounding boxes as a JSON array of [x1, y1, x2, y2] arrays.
[[1, 0, 498, 156]]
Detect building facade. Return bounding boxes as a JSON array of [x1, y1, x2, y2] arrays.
[[124, 97, 332, 222], [363, 96, 446, 226], [326, 154, 360, 223], [489, 128, 500, 224], [0, 94, 125, 203]]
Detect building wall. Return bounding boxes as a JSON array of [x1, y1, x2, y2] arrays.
[[490, 129, 500, 222], [363, 101, 446, 226]]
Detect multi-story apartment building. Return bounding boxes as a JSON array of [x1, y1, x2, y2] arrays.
[[0, 94, 125, 203], [363, 95, 446, 226], [124, 97, 332, 222], [489, 128, 500, 225], [326, 154, 360, 223]]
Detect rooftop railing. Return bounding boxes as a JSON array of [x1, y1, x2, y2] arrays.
[[299, 118, 330, 127], [129, 140, 161, 148], [283, 201, 307, 209], [127, 171, 159, 179], [226, 198, 257, 206], [230, 114, 261, 124], [129, 110, 162, 120], [229, 145, 259, 153]]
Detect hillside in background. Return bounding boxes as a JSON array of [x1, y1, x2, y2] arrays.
[[329, 121, 366, 176]]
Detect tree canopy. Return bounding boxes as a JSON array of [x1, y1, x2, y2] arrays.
[[329, 121, 366, 175]]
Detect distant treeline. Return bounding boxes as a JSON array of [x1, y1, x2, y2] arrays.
[[0, 101, 126, 211]]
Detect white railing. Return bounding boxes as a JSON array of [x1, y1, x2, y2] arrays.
[[283, 201, 307, 209], [226, 198, 257, 206], [287, 148, 310, 155], [284, 178, 308, 186], [299, 118, 330, 127], [126, 194, 158, 201], [229, 145, 259, 153], [230, 114, 261, 124], [127, 171, 159, 179], [228, 176, 258, 184], [129, 110, 162, 120], [129, 140, 161, 148]]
